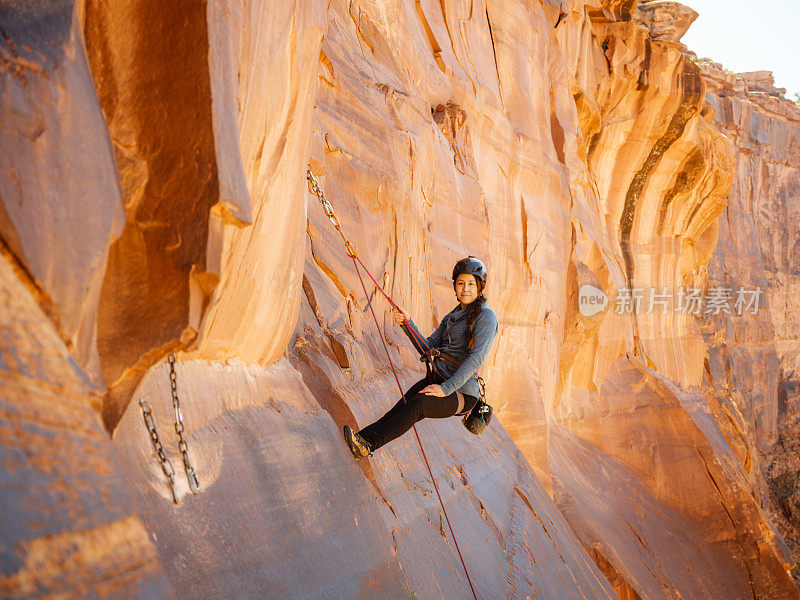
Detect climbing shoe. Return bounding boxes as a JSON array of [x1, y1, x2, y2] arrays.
[[343, 425, 372, 461]]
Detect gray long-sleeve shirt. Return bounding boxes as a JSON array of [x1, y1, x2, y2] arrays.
[[404, 302, 498, 397]]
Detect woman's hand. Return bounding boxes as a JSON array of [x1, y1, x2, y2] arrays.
[[391, 306, 410, 325], [420, 384, 445, 397]]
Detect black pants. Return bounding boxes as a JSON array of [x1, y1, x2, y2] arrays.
[[358, 371, 478, 452]]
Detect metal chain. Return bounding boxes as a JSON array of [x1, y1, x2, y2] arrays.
[[169, 353, 201, 494], [306, 168, 359, 258], [139, 399, 179, 504]]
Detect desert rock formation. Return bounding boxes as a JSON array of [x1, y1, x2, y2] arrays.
[[696, 56, 800, 590], [1, 0, 798, 599]]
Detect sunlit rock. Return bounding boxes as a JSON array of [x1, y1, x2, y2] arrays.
[[1, 0, 798, 598]]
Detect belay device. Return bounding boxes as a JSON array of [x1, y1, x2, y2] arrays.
[[463, 376, 492, 435]]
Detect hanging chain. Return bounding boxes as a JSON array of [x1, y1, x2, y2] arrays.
[[169, 353, 201, 494], [306, 168, 359, 258], [139, 399, 179, 504], [477, 375, 486, 401]]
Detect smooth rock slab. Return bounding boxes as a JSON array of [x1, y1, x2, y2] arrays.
[[112, 357, 616, 599]]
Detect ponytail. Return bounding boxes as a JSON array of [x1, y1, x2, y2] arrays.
[[465, 289, 487, 351]]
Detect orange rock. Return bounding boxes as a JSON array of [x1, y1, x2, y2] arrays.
[[700, 52, 800, 590], [83, 0, 222, 431], [0, 1, 124, 389], [635, 0, 699, 43], [2, 0, 799, 598], [0, 254, 172, 599]]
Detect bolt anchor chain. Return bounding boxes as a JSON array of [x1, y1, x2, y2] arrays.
[[307, 169, 359, 258], [139, 352, 201, 504], [169, 353, 201, 494], [139, 399, 179, 504]]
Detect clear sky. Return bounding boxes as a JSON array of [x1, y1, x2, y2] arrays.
[[681, 0, 799, 99]]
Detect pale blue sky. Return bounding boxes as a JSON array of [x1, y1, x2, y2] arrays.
[[681, 0, 799, 99]]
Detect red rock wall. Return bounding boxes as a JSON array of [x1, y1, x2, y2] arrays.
[[698, 61, 800, 588], [1, 0, 798, 598], [0, 1, 125, 388], [0, 237, 170, 598], [83, 0, 221, 432], [0, 4, 167, 597], [541, 5, 795, 597]]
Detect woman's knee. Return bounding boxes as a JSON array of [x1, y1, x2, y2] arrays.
[[406, 393, 427, 416], [420, 393, 458, 419]]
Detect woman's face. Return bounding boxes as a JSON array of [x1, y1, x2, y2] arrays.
[[455, 274, 479, 305]]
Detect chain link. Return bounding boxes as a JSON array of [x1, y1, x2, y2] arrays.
[[169, 353, 201, 494], [138, 170, 360, 504], [138, 354, 201, 504], [307, 168, 359, 258], [139, 399, 179, 504]]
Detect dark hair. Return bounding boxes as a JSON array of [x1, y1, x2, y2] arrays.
[[454, 276, 487, 351]]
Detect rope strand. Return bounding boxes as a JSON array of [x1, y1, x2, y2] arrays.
[[351, 257, 478, 600], [307, 168, 477, 600], [351, 254, 436, 353]]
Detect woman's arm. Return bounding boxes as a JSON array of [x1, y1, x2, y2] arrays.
[[407, 317, 446, 350], [394, 307, 447, 352], [438, 309, 499, 396]]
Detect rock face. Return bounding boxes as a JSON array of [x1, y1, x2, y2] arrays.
[[0, 254, 171, 598], [0, 0, 125, 388], [696, 56, 800, 587], [82, 0, 222, 431], [1, 0, 799, 599], [634, 0, 698, 43]]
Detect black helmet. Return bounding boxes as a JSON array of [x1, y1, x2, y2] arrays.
[[452, 256, 487, 286], [462, 400, 492, 435]]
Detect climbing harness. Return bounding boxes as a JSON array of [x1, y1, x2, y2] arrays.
[[138, 352, 201, 504], [425, 348, 491, 432], [413, 335, 492, 428], [307, 168, 479, 600]]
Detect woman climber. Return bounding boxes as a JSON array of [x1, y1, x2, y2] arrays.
[[343, 256, 499, 460]]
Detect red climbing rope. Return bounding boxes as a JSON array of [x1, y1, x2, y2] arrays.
[[307, 169, 479, 600], [350, 254, 433, 350]]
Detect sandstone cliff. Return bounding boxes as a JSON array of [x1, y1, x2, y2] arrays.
[[1, 0, 798, 599], [695, 57, 800, 590]]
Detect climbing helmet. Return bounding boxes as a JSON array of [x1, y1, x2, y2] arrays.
[[452, 256, 487, 286]]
